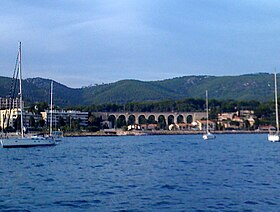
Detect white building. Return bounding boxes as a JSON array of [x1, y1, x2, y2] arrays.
[[0, 108, 42, 129], [41, 110, 88, 128]]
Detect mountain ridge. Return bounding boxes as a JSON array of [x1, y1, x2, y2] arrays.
[[0, 73, 275, 106]]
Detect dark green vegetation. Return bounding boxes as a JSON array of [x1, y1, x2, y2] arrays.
[[1, 97, 275, 133], [80, 98, 275, 128], [0, 73, 276, 106]]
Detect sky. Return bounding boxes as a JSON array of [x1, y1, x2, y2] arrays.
[[0, 0, 280, 88]]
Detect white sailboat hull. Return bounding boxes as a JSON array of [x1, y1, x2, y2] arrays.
[[268, 134, 280, 142], [202, 132, 216, 140], [0, 137, 56, 148]]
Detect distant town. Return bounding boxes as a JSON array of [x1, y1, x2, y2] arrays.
[[0, 97, 276, 136]]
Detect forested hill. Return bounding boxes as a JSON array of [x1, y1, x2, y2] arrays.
[[0, 73, 276, 106]]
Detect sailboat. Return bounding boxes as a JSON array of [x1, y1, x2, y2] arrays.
[[49, 81, 63, 142], [0, 42, 56, 148], [268, 70, 280, 142], [202, 90, 215, 140]]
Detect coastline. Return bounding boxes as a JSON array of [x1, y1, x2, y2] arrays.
[[63, 130, 267, 137]]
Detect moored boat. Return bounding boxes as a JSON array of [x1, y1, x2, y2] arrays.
[[202, 90, 215, 140], [0, 42, 56, 148], [268, 69, 280, 142]]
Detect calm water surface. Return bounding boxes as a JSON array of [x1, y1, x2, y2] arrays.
[[1, 134, 280, 211]]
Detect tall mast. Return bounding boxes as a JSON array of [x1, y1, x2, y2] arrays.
[[206, 90, 209, 133], [19, 42, 24, 138], [274, 69, 279, 133], [50, 81, 53, 136]]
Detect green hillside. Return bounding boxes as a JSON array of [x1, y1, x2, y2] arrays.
[[0, 73, 276, 106], [23, 78, 83, 106], [154, 73, 273, 101], [82, 80, 182, 105]]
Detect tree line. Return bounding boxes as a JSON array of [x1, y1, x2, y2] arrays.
[[5, 98, 272, 133], [73, 98, 276, 130], [74, 98, 272, 117]]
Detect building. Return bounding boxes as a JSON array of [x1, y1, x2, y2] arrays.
[[196, 120, 216, 131], [0, 108, 89, 131], [218, 110, 256, 130], [41, 110, 88, 128], [0, 108, 42, 130], [218, 112, 238, 121], [0, 97, 21, 110], [0, 108, 19, 129]]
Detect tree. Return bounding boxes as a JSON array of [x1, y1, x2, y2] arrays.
[[158, 116, 167, 129], [13, 116, 21, 131], [29, 116, 35, 128], [88, 115, 102, 128], [244, 120, 250, 130], [147, 115, 157, 124], [116, 116, 126, 128], [38, 119, 45, 128], [138, 115, 147, 125], [58, 116, 66, 128], [88, 115, 95, 126], [29, 101, 49, 113], [72, 118, 81, 131]]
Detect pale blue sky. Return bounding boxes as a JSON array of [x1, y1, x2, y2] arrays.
[[0, 0, 280, 87]]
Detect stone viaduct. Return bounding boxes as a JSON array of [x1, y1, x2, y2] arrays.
[[93, 112, 207, 127]]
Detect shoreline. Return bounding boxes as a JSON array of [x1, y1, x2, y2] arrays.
[[63, 130, 268, 137]]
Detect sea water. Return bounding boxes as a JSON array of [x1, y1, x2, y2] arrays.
[[1, 134, 280, 211]]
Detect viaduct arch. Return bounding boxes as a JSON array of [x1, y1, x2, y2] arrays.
[[93, 112, 207, 128]]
